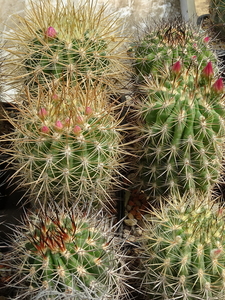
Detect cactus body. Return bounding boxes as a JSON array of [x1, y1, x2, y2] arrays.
[[6, 206, 127, 299], [2, 85, 127, 206], [141, 194, 225, 300], [132, 62, 225, 197], [129, 22, 217, 80], [209, 0, 225, 41], [2, 0, 129, 92]]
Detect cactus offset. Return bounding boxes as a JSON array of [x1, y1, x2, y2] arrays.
[[2, 0, 129, 92], [128, 21, 218, 80], [1, 84, 127, 207], [140, 193, 225, 300], [5, 205, 128, 299], [131, 61, 225, 197]]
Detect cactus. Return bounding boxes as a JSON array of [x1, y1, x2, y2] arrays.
[[2, 0, 130, 93], [140, 193, 225, 300], [128, 21, 218, 80], [1, 84, 128, 207], [5, 205, 128, 299], [131, 60, 225, 198], [209, 0, 225, 41]]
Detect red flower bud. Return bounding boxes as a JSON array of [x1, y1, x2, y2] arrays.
[[38, 108, 48, 119], [85, 107, 92, 115], [45, 26, 57, 38], [171, 61, 182, 75], [203, 37, 210, 43], [73, 125, 82, 135], [55, 120, 63, 130], [41, 125, 50, 134], [202, 61, 214, 79], [212, 77, 224, 93]]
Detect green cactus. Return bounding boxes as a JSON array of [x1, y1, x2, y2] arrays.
[[128, 21, 218, 80], [1, 84, 127, 207], [209, 0, 225, 41], [140, 193, 225, 300], [2, 0, 130, 92], [5, 205, 128, 299], [131, 60, 225, 198]]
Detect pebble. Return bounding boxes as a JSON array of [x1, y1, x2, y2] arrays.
[[124, 218, 137, 227]]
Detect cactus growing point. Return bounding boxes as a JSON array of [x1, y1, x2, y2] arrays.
[[5, 205, 129, 299]]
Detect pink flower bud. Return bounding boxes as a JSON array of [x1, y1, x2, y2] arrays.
[[85, 106, 92, 115], [171, 61, 182, 75], [203, 37, 210, 43], [41, 125, 50, 134], [212, 77, 224, 93], [45, 26, 57, 38], [202, 61, 214, 79], [211, 248, 222, 258], [76, 116, 84, 124], [192, 55, 197, 60], [38, 108, 48, 119], [52, 94, 59, 100], [73, 125, 82, 135], [55, 120, 63, 130]]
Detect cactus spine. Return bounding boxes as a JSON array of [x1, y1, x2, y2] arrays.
[[140, 193, 225, 300], [6, 205, 128, 299], [131, 60, 225, 198]]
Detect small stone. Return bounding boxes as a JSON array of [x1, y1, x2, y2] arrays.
[[124, 218, 137, 227], [128, 213, 135, 219]]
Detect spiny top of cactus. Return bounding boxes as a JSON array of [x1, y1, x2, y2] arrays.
[[141, 193, 225, 300], [1, 84, 129, 206], [129, 20, 218, 79], [5, 205, 128, 299], [2, 0, 130, 90]]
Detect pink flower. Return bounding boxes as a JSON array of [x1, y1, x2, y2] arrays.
[[85, 106, 92, 115], [41, 125, 50, 134], [45, 26, 57, 38], [38, 108, 48, 119], [73, 125, 82, 135], [212, 77, 224, 93], [202, 61, 214, 79], [171, 61, 182, 75], [55, 120, 63, 130], [203, 36, 210, 43]]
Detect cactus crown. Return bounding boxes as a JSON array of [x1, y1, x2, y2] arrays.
[[141, 193, 225, 300], [6, 205, 127, 299], [1, 83, 128, 207], [2, 0, 129, 91]]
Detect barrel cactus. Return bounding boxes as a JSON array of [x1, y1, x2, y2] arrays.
[[131, 60, 225, 198], [5, 205, 128, 299], [209, 0, 225, 41], [128, 21, 218, 80], [1, 84, 127, 207], [2, 0, 129, 93], [140, 193, 225, 300]]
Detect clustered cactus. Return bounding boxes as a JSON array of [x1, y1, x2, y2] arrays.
[[140, 194, 225, 300], [7, 205, 128, 300], [1, 1, 225, 300]]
